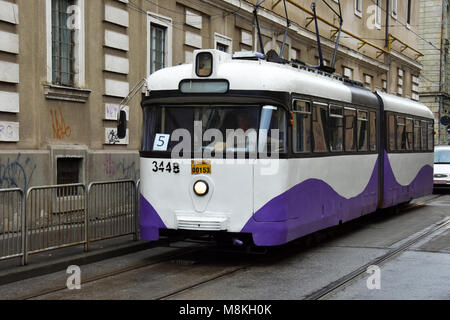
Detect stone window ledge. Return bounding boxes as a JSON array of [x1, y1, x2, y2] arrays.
[[44, 84, 91, 103]]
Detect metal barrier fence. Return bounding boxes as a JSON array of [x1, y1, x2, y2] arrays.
[[25, 184, 88, 263], [0, 188, 25, 263], [87, 180, 137, 250], [0, 180, 140, 266]]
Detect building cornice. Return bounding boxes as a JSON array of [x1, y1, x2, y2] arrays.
[[43, 84, 91, 103]]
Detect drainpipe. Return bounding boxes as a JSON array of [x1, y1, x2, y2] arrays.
[[385, 0, 390, 48], [439, 0, 446, 144]]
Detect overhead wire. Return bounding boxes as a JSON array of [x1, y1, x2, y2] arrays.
[[127, 0, 438, 73]]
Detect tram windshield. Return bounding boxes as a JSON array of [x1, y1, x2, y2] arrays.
[[434, 148, 450, 164], [141, 105, 286, 156]]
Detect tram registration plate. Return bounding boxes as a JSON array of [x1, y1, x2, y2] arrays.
[[192, 160, 211, 175]]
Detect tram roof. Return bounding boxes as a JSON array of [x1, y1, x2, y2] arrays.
[[146, 50, 432, 119], [377, 91, 433, 119], [147, 57, 353, 103]]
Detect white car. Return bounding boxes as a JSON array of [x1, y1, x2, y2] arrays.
[[433, 145, 450, 191]]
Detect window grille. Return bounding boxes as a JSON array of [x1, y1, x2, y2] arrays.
[[52, 0, 75, 87], [151, 24, 166, 73]]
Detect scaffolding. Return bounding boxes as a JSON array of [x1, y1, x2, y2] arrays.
[[270, 0, 423, 61]]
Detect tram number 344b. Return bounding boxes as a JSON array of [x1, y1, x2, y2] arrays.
[[152, 161, 180, 174]]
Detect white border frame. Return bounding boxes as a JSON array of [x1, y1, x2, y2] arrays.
[[214, 32, 233, 54], [391, 0, 398, 19], [375, 0, 382, 30], [147, 12, 173, 76], [354, 0, 362, 18]]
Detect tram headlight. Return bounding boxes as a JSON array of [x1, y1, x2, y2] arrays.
[[196, 52, 213, 77], [193, 180, 209, 196]]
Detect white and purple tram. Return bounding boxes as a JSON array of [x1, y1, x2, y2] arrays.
[[133, 50, 434, 247]]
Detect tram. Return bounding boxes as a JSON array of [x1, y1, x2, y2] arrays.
[[118, 49, 434, 246]]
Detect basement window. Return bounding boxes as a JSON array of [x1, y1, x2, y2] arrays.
[[57, 158, 82, 196]]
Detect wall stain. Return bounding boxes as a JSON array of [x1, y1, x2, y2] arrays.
[[104, 154, 116, 178]]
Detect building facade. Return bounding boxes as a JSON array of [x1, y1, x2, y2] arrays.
[[0, 0, 423, 191], [419, 0, 450, 145]]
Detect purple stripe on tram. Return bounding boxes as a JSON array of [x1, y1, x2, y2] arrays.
[[241, 161, 379, 246], [381, 151, 433, 208], [140, 195, 167, 241], [242, 154, 432, 246]]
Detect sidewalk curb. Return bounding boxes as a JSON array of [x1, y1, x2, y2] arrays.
[[0, 241, 157, 286]]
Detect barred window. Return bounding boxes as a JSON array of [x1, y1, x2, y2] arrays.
[[392, 0, 398, 17], [407, 0, 412, 25], [52, 0, 75, 87], [354, 0, 362, 16], [151, 24, 166, 73], [375, 0, 382, 28]]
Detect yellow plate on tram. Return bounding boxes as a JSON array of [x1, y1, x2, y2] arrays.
[[191, 160, 212, 175]]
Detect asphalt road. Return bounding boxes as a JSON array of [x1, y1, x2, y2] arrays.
[[0, 194, 448, 300]]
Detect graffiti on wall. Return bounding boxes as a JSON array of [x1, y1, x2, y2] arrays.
[[105, 128, 129, 145], [104, 155, 139, 181], [116, 159, 139, 181], [0, 121, 19, 142], [0, 154, 37, 190], [50, 108, 72, 140]]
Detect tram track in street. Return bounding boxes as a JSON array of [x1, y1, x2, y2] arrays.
[[16, 240, 214, 300], [149, 194, 449, 300], [14, 194, 445, 300], [304, 195, 449, 300]]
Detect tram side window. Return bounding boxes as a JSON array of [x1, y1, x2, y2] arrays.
[[345, 108, 357, 152], [405, 118, 413, 151], [369, 111, 377, 151], [421, 121, 427, 151], [357, 110, 369, 152], [397, 116, 406, 150], [293, 100, 311, 153], [312, 103, 328, 153], [259, 106, 287, 154], [388, 114, 396, 151], [329, 105, 344, 152], [428, 122, 434, 151], [414, 120, 421, 151]]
